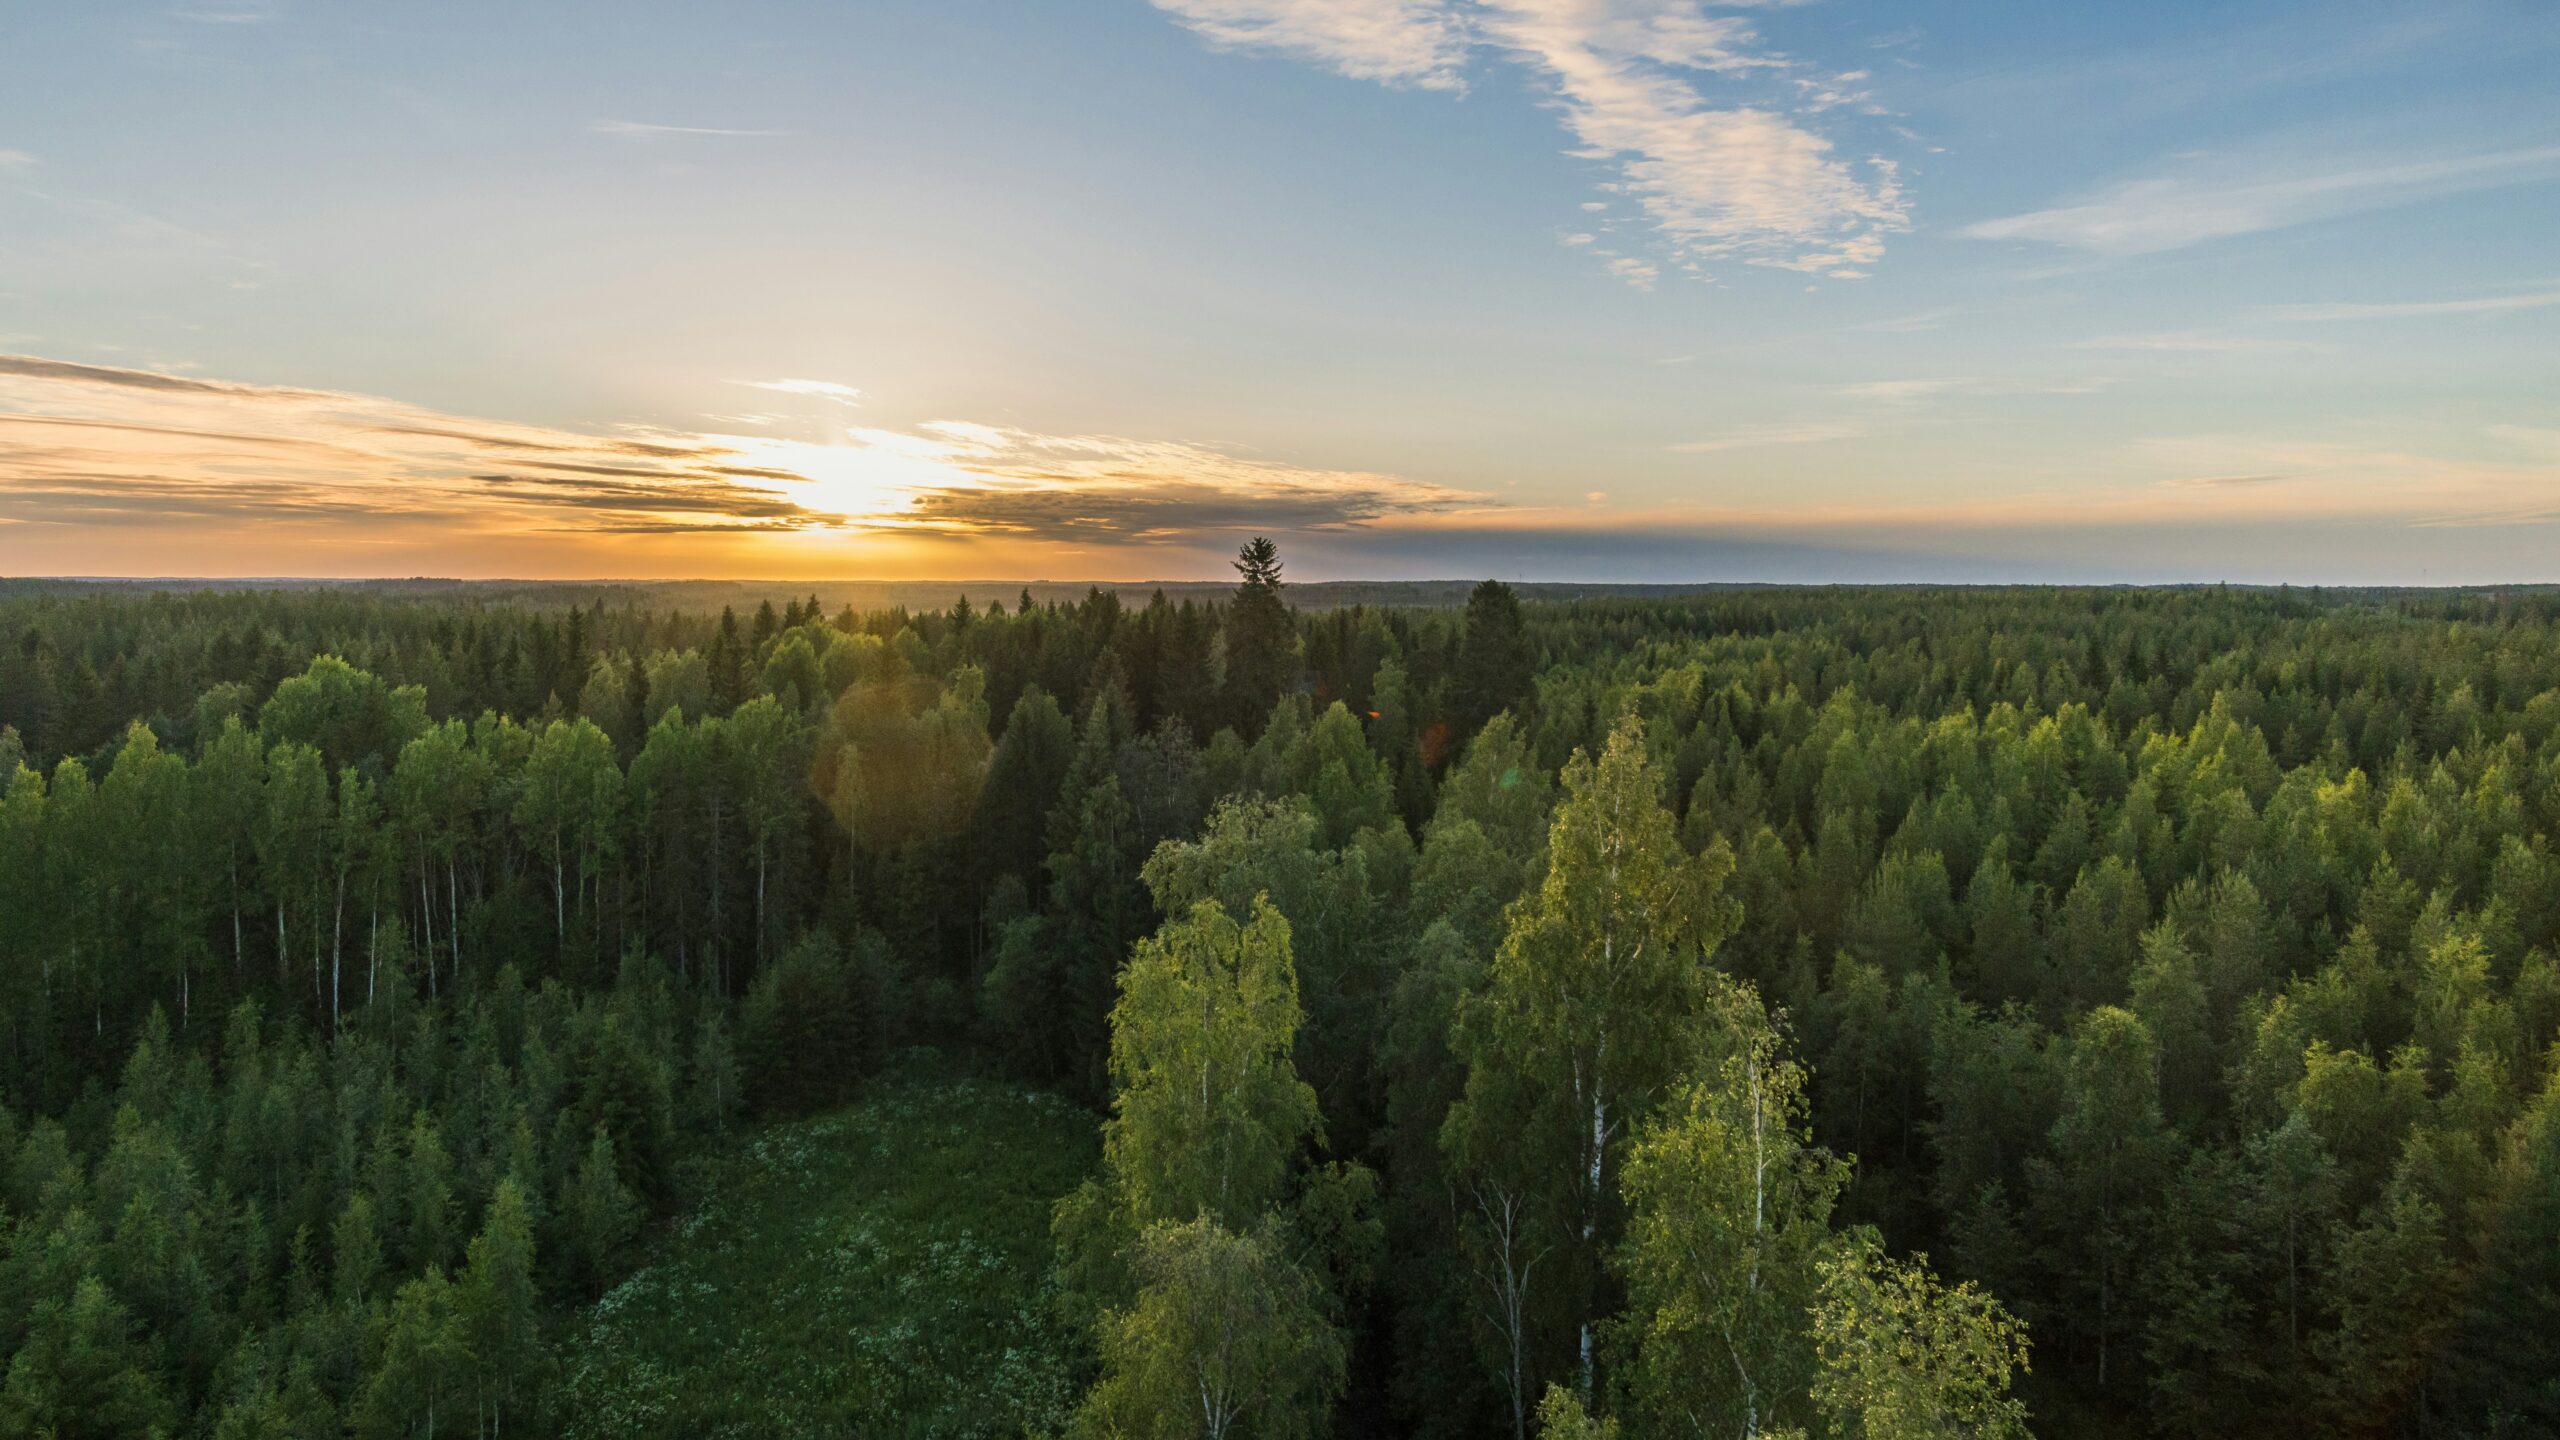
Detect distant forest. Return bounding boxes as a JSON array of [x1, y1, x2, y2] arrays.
[[3, 553, 2557, 1437]]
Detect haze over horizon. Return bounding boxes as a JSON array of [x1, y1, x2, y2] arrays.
[[4, 1, 2556, 584]]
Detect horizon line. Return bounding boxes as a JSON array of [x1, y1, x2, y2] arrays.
[[9, 575, 2558, 592]]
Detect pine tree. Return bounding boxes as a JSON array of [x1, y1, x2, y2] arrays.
[[1455, 579, 1535, 732], [457, 1177, 544, 1434], [564, 1126, 640, 1297], [1223, 537, 1296, 738]]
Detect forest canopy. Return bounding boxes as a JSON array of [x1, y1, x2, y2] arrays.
[[3, 559, 2559, 1436]]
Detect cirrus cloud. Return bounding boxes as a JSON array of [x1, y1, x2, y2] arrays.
[[1149, 0, 1908, 280], [1149, 0, 1470, 89], [1965, 145, 2560, 255]]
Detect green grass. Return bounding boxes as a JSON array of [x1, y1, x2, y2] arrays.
[[559, 1054, 1099, 1438]]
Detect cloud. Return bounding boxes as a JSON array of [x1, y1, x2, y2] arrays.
[[0, 355, 806, 537], [1149, 0, 1471, 89], [2119, 432, 2560, 526], [1847, 305, 1958, 333], [833, 421, 1478, 540], [1473, 2, 1907, 274], [1602, 255, 1660, 288], [1149, 0, 1908, 276], [0, 149, 36, 174], [1965, 145, 2560, 255], [0, 353, 331, 399], [2491, 425, 2560, 462], [10, 359, 2552, 580], [739, 378, 864, 405], [2258, 288, 2560, 323], [590, 120, 795, 139], [1840, 375, 2115, 401], [0, 352, 1475, 555], [2073, 331, 2322, 355]]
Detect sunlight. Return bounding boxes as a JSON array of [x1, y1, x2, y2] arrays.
[[699, 427, 969, 526]]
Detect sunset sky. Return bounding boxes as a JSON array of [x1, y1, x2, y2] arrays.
[[4, 0, 2556, 583]]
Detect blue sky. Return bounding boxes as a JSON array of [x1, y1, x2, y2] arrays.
[[1, 0, 2555, 581]]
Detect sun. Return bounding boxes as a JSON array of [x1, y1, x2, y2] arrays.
[[701, 425, 981, 526]]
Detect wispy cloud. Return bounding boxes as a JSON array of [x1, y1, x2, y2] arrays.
[[1847, 305, 1958, 333], [865, 421, 1477, 539], [1474, 2, 1906, 276], [1602, 255, 1660, 288], [590, 120, 796, 139], [1149, 0, 1908, 278], [739, 378, 864, 405], [2124, 432, 2560, 526], [1965, 144, 2560, 255], [0, 354, 331, 400], [2074, 331, 2322, 355], [1841, 375, 2115, 400], [0, 149, 36, 174], [0, 353, 1474, 552], [1149, 0, 1470, 90], [2258, 288, 2560, 323], [0, 354, 826, 537], [2490, 425, 2560, 462]]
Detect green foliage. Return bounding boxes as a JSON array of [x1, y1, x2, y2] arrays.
[[565, 1126, 641, 1297], [1810, 1235, 2032, 1440], [1535, 1384, 1622, 1440], [2025, 1005, 2179, 1395], [1611, 993, 1846, 1439], [738, 931, 876, 1118], [1223, 537, 1297, 736], [559, 1066, 1093, 1438], [1445, 713, 1741, 1410], [0, 1274, 176, 1438], [1100, 898, 1318, 1233], [1079, 1217, 1345, 1440], [1455, 579, 1536, 733], [18, 575, 2560, 1436]]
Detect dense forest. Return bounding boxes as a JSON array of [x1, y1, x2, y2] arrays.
[[3, 550, 2558, 1437]]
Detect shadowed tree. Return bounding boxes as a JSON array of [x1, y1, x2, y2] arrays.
[[1456, 579, 1535, 733], [1223, 537, 1296, 738]]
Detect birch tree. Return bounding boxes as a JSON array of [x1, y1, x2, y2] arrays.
[[1612, 997, 1846, 1439], [1078, 1217, 1344, 1440], [1810, 1235, 2032, 1440], [1443, 713, 1739, 1418], [1102, 896, 1318, 1232]]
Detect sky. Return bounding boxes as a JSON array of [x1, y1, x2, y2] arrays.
[[2, 0, 2556, 584]]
